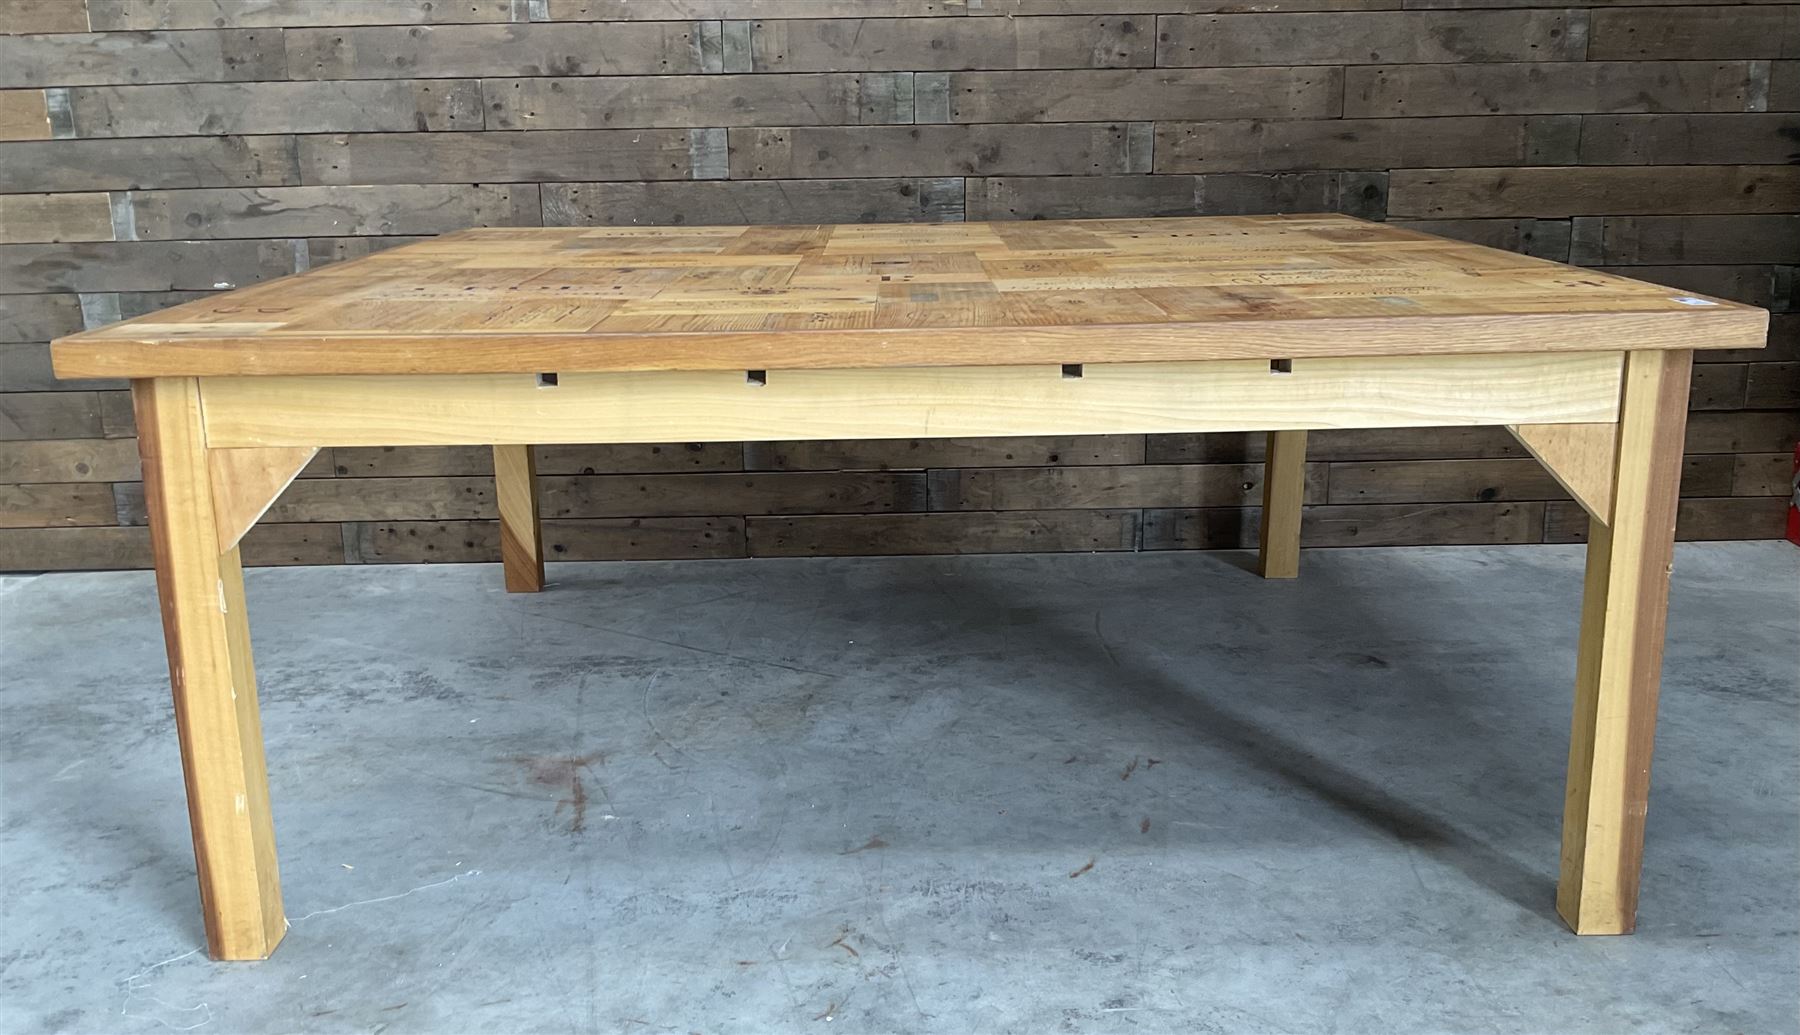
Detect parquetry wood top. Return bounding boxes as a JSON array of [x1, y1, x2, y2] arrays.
[[51, 214, 1766, 379]]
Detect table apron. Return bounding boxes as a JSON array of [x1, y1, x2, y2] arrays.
[[193, 353, 1625, 449]]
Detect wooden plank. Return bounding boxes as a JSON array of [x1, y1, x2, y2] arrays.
[[1578, 114, 1800, 165], [344, 516, 746, 563], [331, 442, 742, 477], [1156, 116, 1577, 173], [927, 463, 1322, 510], [1687, 362, 1748, 410], [296, 130, 699, 186], [0, 136, 300, 193], [1583, 215, 1800, 265], [0, 192, 112, 243], [1592, 264, 1789, 310], [745, 435, 1142, 470], [1686, 409, 1800, 453], [729, 124, 1135, 179], [1507, 422, 1619, 522], [0, 239, 292, 293], [0, 390, 104, 439], [193, 355, 1630, 449], [941, 67, 1341, 123], [288, 21, 709, 79], [0, 0, 92, 33], [1157, 9, 1582, 66], [1330, 453, 1732, 504], [61, 80, 484, 137], [207, 446, 321, 551], [1745, 362, 1800, 408], [132, 377, 286, 960], [541, 471, 927, 517], [493, 444, 543, 592], [1257, 430, 1307, 578], [1558, 348, 1692, 936], [1148, 425, 1530, 463], [0, 521, 341, 569], [976, 0, 1404, 10], [86, 0, 515, 28], [1389, 166, 1800, 217], [1142, 500, 1545, 550], [966, 175, 1198, 220], [120, 185, 541, 240], [484, 73, 913, 130], [0, 29, 286, 89], [1589, 5, 1800, 60], [542, 178, 964, 227], [0, 483, 116, 527], [0, 436, 141, 482], [1773, 60, 1800, 110], [1732, 452, 1794, 496], [1391, 218, 1572, 260], [0, 89, 49, 140], [748, 509, 1139, 557], [0, 292, 83, 342], [551, 0, 961, 16], [1345, 62, 1760, 118], [749, 15, 1152, 72]]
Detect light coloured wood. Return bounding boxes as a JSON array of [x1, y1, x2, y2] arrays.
[[49, 215, 1768, 379], [206, 446, 321, 551], [1557, 349, 1693, 936], [195, 353, 1627, 449], [1506, 422, 1620, 523], [133, 377, 285, 961], [1258, 429, 1307, 578], [493, 444, 544, 593]]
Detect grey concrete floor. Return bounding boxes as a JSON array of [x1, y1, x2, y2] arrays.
[[1, 543, 1795, 1034]]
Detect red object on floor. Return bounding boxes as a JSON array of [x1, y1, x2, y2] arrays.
[[1788, 443, 1799, 547]]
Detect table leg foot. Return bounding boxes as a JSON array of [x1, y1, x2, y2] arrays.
[[494, 445, 545, 593], [1556, 350, 1691, 935], [136, 378, 286, 960], [1257, 430, 1307, 579]]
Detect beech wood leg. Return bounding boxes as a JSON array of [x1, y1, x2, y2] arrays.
[[1257, 430, 1307, 579], [135, 377, 286, 960], [1557, 349, 1692, 935], [494, 444, 545, 593]]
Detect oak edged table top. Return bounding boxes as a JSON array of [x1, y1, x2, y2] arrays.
[[50, 214, 1767, 380]]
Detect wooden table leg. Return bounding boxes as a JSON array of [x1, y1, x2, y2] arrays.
[[494, 444, 545, 593], [135, 377, 286, 960], [1557, 349, 1692, 935], [1257, 429, 1307, 579]]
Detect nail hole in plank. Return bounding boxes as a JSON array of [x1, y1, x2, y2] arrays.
[[1061, 363, 1084, 379], [1269, 359, 1293, 374], [746, 369, 767, 386], [536, 372, 559, 387]]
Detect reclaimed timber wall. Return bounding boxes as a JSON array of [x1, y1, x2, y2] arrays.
[[0, 0, 1794, 572]]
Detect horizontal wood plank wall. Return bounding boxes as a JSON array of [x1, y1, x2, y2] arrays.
[[1, 0, 1794, 570]]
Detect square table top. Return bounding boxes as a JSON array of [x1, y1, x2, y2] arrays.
[[51, 214, 1766, 380]]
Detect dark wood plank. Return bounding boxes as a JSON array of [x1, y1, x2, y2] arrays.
[[0, 522, 342, 570], [542, 178, 964, 227], [729, 124, 1135, 179], [0, 135, 301, 193], [541, 471, 926, 518], [1686, 409, 1800, 454], [86, 0, 516, 29], [296, 129, 701, 186], [1389, 166, 1800, 217], [1591, 264, 1790, 310], [549, 0, 961, 17], [0, 483, 117, 527], [345, 517, 746, 563], [1545, 497, 1790, 543], [1, 342, 127, 392], [1745, 362, 1800, 408], [941, 67, 1340, 123], [1157, 9, 1583, 66], [966, 175, 1198, 220], [484, 73, 914, 130], [0, 292, 82, 343], [1688, 362, 1749, 410], [1345, 61, 1760, 118], [749, 15, 1153, 72], [1578, 114, 1800, 165], [1731, 452, 1793, 496], [0, 391, 103, 440], [0, 239, 293, 292], [63, 80, 485, 137], [928, 463, 1327, 510], [1329, 455, 1735, 504], [1391, 218, 1572, 260], [332, 443, 742, 477], [287, 21, 711, 80], [746, 436, 1143, 471], [748, 510, 1139, 557], [0, 29, 287, 89], [1588, 5, 1800, 60], [121, 185, 541, 240], [1147, 426, 1529, 463], [1156, 115, 1577, 172], [1141, 501, 1546, 550], [0, 437, 141, 483], [1579, 215, 1800, 264]]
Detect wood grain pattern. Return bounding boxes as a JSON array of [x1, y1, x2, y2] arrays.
[[50, 216, 1765, 380], [206, 446, 320, 551], [1156, 9, 1584, 66], [0, 29, 286, 89], [493, 444, 544, 592], [1344, 61, 1761, 117], [1258, 430, 1308, 577]]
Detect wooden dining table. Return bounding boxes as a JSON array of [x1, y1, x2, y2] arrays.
[[51, 214, 1768, 960]]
